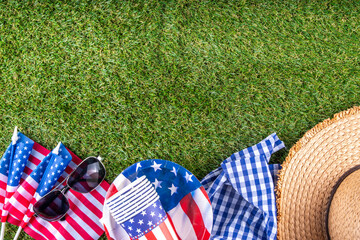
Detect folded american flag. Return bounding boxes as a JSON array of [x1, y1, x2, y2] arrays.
[[201, 133, 284, 240]]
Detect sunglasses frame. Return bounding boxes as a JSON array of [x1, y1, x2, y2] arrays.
[[34, 156, 106, 222]]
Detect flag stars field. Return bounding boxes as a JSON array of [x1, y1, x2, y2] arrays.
[[168, 184, 178, 196], [171, 167, 177, 176], [152, 179, 162, 189], [151, 162, 162, 172]]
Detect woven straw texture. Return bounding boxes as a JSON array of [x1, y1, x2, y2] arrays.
[[328, 169, 360, 240], [277, 107, 360, 240]]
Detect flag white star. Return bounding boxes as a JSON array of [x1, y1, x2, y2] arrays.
[[15, 176, 18, 179], [16, 168, 19, 171], [19, 150, 22, 154], [152, 202, 157, 208], [26, 141, 29, 144], [65, 156, 68, 159], [158, 213, 162, 218], [61, 162, 64, 165], [169, 184, 178, 195], [24, 147, 27, 150], [129, 219, 134, 223], [150, 211, 155, 217], [151, 161, 162, 172], [17, 159, 21, 162], [136, 228, 141, 233], [138, 219, 144, 225], [128, 226, 132, 231], [10, 180, 12, 183], [171, 166, 177, 176], [141, 210, 146, 216], [23, 155, 26, 158], [147, 221, 153, 226], [152, 179, 162, 189], [136, 163, 142, 171], [184, 172, 193, 183]]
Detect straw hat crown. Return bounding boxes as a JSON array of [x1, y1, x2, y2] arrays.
[[327, 166, 360, 240]]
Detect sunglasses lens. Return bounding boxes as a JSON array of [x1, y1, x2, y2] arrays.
[[68, 157, 105, 193], [34, 190, 70, 221]]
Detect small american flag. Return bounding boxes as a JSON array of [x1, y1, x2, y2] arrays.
[[0, 130, 34, 223]]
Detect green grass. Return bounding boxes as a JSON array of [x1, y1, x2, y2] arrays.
[[0, 0, 360, 239]]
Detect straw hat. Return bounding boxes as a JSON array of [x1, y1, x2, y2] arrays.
[[276, 107, 360, 240]]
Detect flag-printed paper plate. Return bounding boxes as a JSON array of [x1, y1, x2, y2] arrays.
[[102, 159, 213, 240]]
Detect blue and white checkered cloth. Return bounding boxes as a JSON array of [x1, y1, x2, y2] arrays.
[[201, 133, 284, 240]]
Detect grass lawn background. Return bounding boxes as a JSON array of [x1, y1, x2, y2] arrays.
[[0, 0, 359, 239]]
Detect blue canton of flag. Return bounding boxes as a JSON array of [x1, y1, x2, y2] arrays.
[[37, 143, 72, 197], [7, 132, 34, 187], [120, 199, 167, 239], [0, 144, 13, 179], [122, 160, 200, 212]]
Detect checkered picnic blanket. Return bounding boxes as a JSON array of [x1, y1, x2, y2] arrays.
[[201, 133, 284, 240]]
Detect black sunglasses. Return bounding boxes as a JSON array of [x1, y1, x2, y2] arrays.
[[33, 156, 106, 222]]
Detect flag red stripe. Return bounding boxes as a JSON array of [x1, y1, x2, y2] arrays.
[[51, 221, 76, 240], [7, 215, 20, 226], [0, 180, 6, 189], [23, 166, 33, 177], [68, 198, 104, 235], [64, 214, 93, 240], [71, 191, 103, 218], [29, 218, 56, 240], [105, 184, 119, 199], [16, 180, 37, 197], [23, 226, 47, 240], [200, 186, 211, 204], [166, 213, 181, 239], [159, 221, 174, 240], [32, 142, 50, 156], [180, 193, 210, 240], [145, 230, 157, 240], [5, 203, 24, 220], [28, 155, 41, 166]]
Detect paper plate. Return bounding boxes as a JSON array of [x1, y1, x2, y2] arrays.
[[102, 159, 213, 240]]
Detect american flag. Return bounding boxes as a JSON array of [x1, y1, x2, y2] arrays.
[[4, 142, 72, 230], [101, 159, 213, 240], [106, 176, 178, 240], [4, 142, 110, 240], [0, 131, 34, 223]]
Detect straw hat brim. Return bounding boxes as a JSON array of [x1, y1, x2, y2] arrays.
[[276, 106, 360, 240]]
